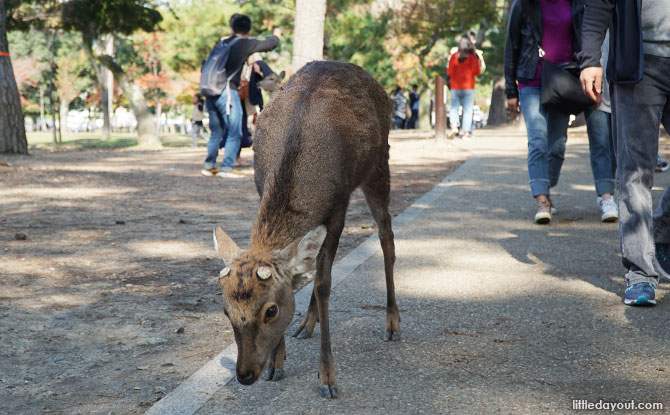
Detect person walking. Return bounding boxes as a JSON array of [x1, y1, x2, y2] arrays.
[[408, 85, 419, 129], [580, 29, 618, 223], [580, 0, 670, 306], [504, 0, 579, 224], [191, 94, 206, 147], [392, 86, 408, 129], [448, 35, 481, 139], [200, 13, 280, 178]]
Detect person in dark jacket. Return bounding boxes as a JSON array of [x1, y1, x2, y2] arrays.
[[504, 0, 581, 224], [580, 0, 670, 306], [201, 13, 280, 179]]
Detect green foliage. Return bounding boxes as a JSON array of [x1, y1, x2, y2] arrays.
[[326, 8, 396, 89], [60, 0, 162, 41], [160, 0, 238, 73]]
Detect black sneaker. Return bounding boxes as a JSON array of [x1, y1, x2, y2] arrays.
[[654, 243, 670, 280]]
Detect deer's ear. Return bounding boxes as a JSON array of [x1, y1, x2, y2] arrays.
[[281, 225, 327, 275], [213, 227, 241, 266], [279, 70, 286, 80]]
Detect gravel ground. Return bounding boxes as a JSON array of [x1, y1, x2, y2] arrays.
[[0, 131, 466, 415]]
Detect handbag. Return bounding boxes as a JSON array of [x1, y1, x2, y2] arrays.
[[540, 59, 596, 115], [529, 26, 595, 115], [238, 79, 250, 101]]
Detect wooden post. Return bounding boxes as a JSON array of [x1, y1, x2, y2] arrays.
[[435, 76, 447, 143]]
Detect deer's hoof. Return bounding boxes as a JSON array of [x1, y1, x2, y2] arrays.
[[272, 368, 284, 381], [319, 384, 338, 399], [384, 331, 401, 342], [262, 367, 273, 381], [262, 367, 284, 381], [293, 328, 312, 339]]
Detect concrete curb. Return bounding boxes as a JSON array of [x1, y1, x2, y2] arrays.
[[145, 156, 481, 415]]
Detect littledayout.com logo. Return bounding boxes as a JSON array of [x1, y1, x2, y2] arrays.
[[573, 399, 663, 411]]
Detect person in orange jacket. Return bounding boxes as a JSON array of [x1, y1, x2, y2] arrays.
[[447, 35, 481, 139]]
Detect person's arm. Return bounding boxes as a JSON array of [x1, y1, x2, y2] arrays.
[[473, 54, 481, 77], [504, 0, 523, 101], [578, 0, 615, 101], [578, 0, 614, 70], [476, 49, 486, 74], [247, 35, 279, 54]]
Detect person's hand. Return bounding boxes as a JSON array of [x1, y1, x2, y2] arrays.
[[272, 28, 282, 38], [580, 66, 603, 103], [508, 97, 519, 113], [253, 62, 262, 75]]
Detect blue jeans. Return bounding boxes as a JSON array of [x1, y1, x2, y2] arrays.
[[519, 87, 570, 197], [394, 116, 405, 129], [584, 109, 615, 196], [449, 89, 475, 132], [203, 88, 242, 170]]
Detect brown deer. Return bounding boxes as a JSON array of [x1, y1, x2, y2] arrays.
[[213, 61, 399, 399]]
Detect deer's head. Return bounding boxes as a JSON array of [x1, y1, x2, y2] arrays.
[[257, 70, 286, 93], [212, 225, 326, 385]]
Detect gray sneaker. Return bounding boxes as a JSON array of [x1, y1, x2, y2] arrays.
[[598, 197, 618, 222]]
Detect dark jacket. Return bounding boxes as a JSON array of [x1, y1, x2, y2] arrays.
[[578, 0, 643, 84], [504, 0, 583, 99]]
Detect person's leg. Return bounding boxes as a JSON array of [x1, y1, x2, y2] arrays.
[[411, 109, 419, 129], [461, 89, 475, 133], [203, 96, 224, 170], [395, 116, 403, 129], [613, 54, 669, 290], [196, 124, 206, 140], [191, 122, 197, 147], [449, 90, 462, 132], [545, 107, 569, 190], [653, 100, 670, 246], [584, 108, 616, 196], [519, 87, 550, 197], [214, 88, 243, 170]]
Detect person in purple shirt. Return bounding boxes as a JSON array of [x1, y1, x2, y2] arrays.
[[505, 0, 582, 224]]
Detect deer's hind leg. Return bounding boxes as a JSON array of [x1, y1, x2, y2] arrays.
[[361, 162, 400, 342]]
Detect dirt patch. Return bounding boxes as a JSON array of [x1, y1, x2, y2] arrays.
[[0, 132, 467, 414]]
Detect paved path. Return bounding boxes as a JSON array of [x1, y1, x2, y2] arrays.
[[151, 128, 670, 414]]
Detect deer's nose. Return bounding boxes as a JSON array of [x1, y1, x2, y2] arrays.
[[237, 371, 257, 385]]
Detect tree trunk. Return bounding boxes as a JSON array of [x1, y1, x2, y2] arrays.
[[47, 31, 57, 144], [105, 34, 114, 136], [0, 0, 28, 154], [486, 0, 514, 127], [292, 0, 326, 72], [488, 76, 508, 126], [39, 84, 45, 131], [101, 78, 111, 139], [84, 41, 160, 148], [59, 99, 70, 134]]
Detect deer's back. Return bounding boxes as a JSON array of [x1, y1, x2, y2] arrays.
[[251, 61, 392, 248]]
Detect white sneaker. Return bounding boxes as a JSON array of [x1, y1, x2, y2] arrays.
[[448, 128, 459, 139], [598, 198, 618, 222], [216, 170, 245, 179]]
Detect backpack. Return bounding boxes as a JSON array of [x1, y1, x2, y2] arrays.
[[200, 37, 241, 97]]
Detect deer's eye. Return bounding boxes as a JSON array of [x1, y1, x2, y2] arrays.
[[264, 305, 278, 323]]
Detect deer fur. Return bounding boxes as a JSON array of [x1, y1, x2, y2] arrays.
[[213, 61, 399, 399]]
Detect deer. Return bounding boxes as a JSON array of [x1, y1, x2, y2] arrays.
[[212, 61, 399, 399]]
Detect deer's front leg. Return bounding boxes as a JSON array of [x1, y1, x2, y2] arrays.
[[262, 336, 286, 381], [315, 271, 336, 398], [313, 213, 344, 399]]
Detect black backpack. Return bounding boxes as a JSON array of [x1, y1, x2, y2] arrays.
[[200, 37, 241, 97]]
